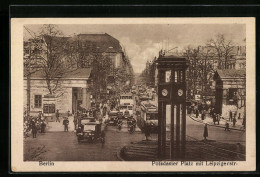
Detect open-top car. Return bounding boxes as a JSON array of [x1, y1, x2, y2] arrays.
[[76, 118, 104, 143]]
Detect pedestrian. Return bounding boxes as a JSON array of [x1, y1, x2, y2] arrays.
[[195, 109, 199, 118], [24, 121, 29, 137], [144, 122, 151, 141], [242, 116, 246, 129], [229, 111, 232, 122], [56, 109, 60, 123], [213, 113, 216, 125], [216, 114, 220, 125], [225, 121, 230, 131], [233, 117, 237, 127], [31, 119, 37, 138], [238, 113, 241, 120], [201, 110, 205, 120], [203, 123, 208, 141], [40, 121, 46, 133], [38, 111, 43, 120], [63, 117, 69, 132]]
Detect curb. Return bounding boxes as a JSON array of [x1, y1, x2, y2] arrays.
[[189, 115, 245, 132]]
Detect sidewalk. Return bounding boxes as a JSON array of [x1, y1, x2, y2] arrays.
[[47, 116, 75, 132], [119, 138, 245, 161], [189, 113, 244, 131]]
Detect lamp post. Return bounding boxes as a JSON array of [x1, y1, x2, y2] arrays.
[[157, 54, 189, 160]]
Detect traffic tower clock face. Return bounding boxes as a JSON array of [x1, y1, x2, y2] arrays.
[[162, 89, 168, 96], [178, 89, 183, 96]]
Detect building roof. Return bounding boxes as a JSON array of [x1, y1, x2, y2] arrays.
[[69, 33, 123, 53], [24, 68, 92, 79], [216, 69, 246, 79]]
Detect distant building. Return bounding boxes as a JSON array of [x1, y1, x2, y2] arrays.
[[69, 33, 124, 69], [214, 69, 246, 118]]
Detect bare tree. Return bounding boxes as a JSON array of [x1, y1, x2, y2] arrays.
[[207, 34, 235, 69], [26, 25, 79, 95]]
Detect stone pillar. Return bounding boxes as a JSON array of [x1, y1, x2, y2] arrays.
[[82, 87, 87, 109]]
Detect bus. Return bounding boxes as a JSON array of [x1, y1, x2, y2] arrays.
[[136, 101, 158, 132], [119, 93, 134, 116]]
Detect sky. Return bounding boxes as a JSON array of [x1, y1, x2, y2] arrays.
[[24, 24, 246, 73]]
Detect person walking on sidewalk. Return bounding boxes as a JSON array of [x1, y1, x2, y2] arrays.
[[225, 121, 230, 131], [56, 109, 60, 123], [216, 114, 220, 125], [203, 123, 208, 141], [233, 117, 237, 127], [63, 117, 69, 132], [212, 113, 216, 125], [242, 116, 246, 129], [195, 109, 199, 118], [144, 122, 151, 141], [201, 110, 205, 120], [31, 119, 37, 138], [229, 111, 232, 122]]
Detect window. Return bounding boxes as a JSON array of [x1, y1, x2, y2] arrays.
[[34, 95, 42, 108], [43, 104, 55, 113], [228, 88, 238, 105]]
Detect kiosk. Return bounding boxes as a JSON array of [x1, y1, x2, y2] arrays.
[[157, 54, 189, 159]]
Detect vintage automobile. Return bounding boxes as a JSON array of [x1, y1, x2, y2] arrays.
[[123, 110, 131, 119], [76, 118, 105, 143], [108, 111, 119, 125]]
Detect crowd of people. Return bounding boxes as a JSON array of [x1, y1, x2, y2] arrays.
[[188, 103, 246, 131], [23, 111, 47, 138]]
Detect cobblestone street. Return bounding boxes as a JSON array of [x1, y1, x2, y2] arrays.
[[24, 114, 245, 161], [24, 122, 150, 161]]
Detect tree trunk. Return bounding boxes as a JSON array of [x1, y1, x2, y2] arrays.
[[46, 79, 53, 94]]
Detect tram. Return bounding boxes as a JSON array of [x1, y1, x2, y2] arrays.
[[136, 101, 158, 132]]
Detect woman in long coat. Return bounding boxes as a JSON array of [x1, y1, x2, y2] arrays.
[[144, 122, 151, 141], [203, 123, 208, 141], [195, 109, 199, 118], [31, 120, 37, 138]]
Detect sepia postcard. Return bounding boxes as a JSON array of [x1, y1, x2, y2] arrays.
[[11, 18, 256, 172]]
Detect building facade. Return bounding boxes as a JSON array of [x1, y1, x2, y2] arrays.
[[214, 69, 246, 118], [24, 68, 92, 115]]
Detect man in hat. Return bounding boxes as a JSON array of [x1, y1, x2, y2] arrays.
[[203, 123, 208, 141], [63, 117, 69, 132], [31, 119, 37, 138], [56, 109, 60, 123]]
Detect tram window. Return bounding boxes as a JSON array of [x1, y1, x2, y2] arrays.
[[128, 106, 133, 110]]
